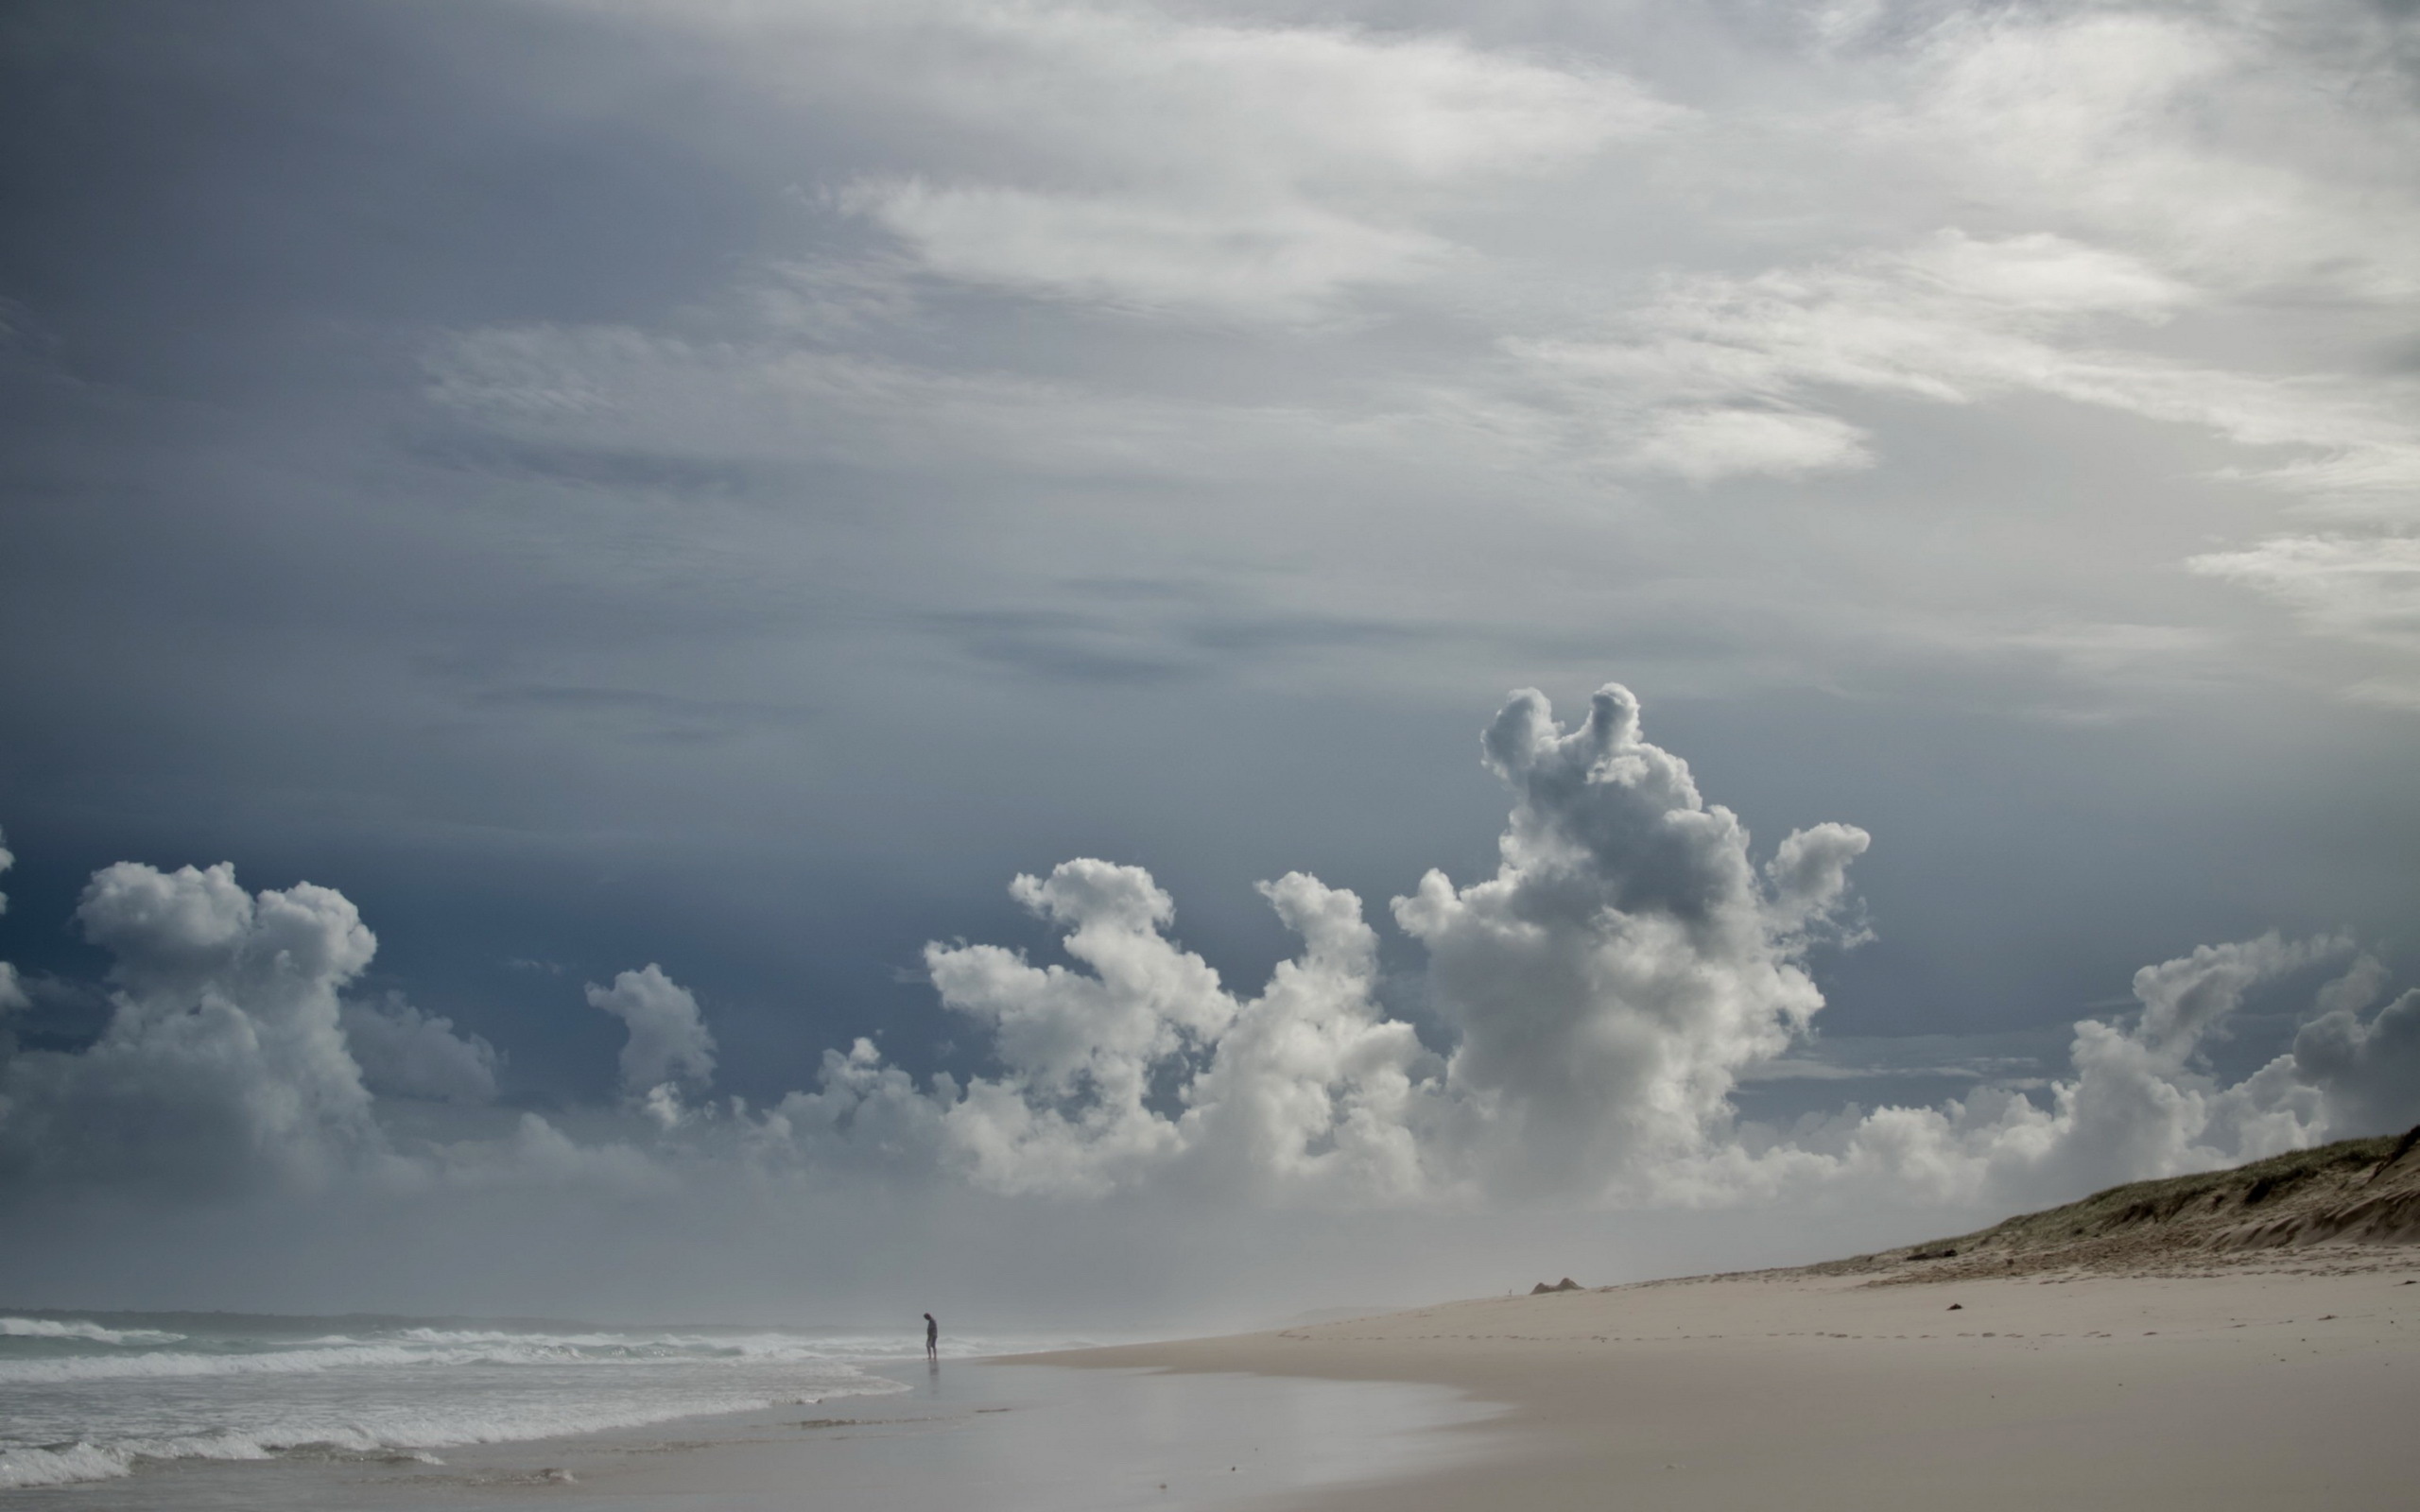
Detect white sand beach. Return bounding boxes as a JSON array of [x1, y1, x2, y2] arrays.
[[19, 1257, 2410, 1512], [1044, 1251, 2420, 1511], [17, 1143, 2418, 1509]]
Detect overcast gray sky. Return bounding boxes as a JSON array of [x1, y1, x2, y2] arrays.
[[1, 0, 2416, 1325]]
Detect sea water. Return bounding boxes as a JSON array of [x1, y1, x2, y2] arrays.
[[0, 1311, 1503, 1510], [0, 1309, 984, 1491]]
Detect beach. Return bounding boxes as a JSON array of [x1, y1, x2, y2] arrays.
[[9, 1248, 2417, 1508], [0, 1314, 1494, 1511], [1040, 1248, 2420, 1511], [14, 1134, 2419, 1512]]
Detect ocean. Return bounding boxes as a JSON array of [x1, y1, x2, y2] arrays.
[[0, 1308, 1015, 1491], [0, 1309, 1497, 1509]]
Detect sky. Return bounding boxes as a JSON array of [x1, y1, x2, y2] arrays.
[[0, 0, 2416, 1327]]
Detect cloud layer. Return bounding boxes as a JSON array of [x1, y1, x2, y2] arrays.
[[2, 1, 2416, 1316], [402, 0, 2420, 713], [4, 681, 2405, 1227], [680, 0, 1668, 319]]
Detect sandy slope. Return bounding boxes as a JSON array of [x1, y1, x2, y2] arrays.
[[1819, 1128, 2420, 1285], [1035, 1139, 2420, 1512], [1047, 1258, 2419, 1510]]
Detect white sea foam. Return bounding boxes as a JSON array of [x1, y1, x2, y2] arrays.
[[384, 1326, 850, 1358], [0, 1315, 920, 1491], [0, 1393, 820, 1487], [0, 1342, 548, 1383], [0, 1332, 882, 1383], [0, 1316, 184, 1347], [0, 1431, 276, 1489], [0, 1441, 150, 1490], [0, 1383, 899, 1489]]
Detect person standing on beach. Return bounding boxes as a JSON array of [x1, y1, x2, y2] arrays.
[[924, 1313, 938, 1363]]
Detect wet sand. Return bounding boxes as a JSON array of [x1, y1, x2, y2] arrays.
[[1036, 1251, 2420, 1511], [20, 1363, 1495, 1512]]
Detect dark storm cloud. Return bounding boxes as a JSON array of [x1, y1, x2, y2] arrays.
[[0, 1, 781, 380]]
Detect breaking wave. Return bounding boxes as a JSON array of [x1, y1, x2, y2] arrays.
[[0, 1316, 184, 1347], [0, 1330, 878, 1384], [0, 1313, 923, 1490]]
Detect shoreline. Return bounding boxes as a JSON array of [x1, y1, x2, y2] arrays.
[[13, 1224, 2415, 1509], [1, 1358, 1492, 1512], [1021, 1246, 2420, 1511]]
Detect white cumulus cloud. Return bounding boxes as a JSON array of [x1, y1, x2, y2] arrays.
[[0, 863, 383, 1192], [586, 964, 717, 1096], [758, 681, 1871, 1203], [1, 679, 2411, 1222], [0, 857, 508, 1192], [1692, 930, 2414, 1211], [1393, 683, 1870, 1194]]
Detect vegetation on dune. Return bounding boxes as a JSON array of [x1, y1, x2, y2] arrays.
[[1811, 1127, 2420, 1284]]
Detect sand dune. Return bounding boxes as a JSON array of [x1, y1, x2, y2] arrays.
[[1816, 1127, 2420, 1285], [1036, 1135, 2420, 1510]]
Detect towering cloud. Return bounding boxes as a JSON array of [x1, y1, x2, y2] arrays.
[[1170, 871, 1443, 1201], [888, 860, 1450, 1199], [0, 862, 383, 1192], [763, 860, 1445, 1200], [1396, 685, 1870, 1194], [0, 859, 503, 1194], [770, 682, 1873, 1202], [744, 682, 2416, 1211]]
